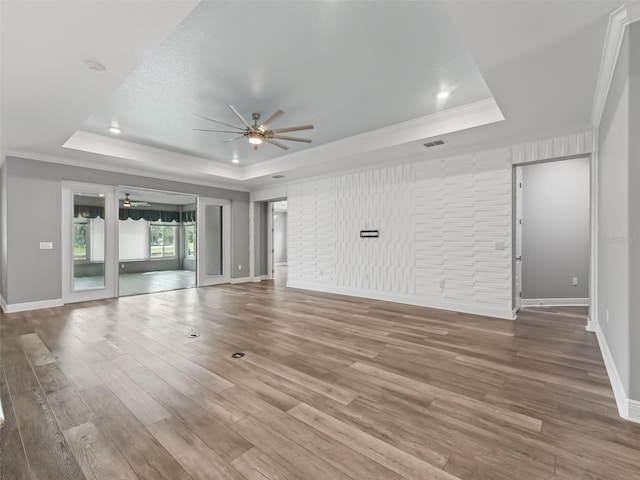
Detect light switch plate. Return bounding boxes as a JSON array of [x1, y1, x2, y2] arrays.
[[39, 241, 53, 250]]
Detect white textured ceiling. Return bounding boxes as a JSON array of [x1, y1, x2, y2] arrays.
[[81, 1, 491, 166], [0, 1, 628, 189]]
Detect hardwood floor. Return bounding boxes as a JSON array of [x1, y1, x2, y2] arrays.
[[1, 282, 639, 480]]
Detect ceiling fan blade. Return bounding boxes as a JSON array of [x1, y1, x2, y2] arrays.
[[264, 138, 290, 150], [259, 109, 284, 131], [192, 128, 243, 134], [272, 135, 312, 143], [193, 113, 243, 130], [228, 105, 252, 129], [220, 137, 244, 143], [269, 124, 314, 134]]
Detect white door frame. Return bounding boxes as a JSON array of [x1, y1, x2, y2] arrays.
[[197, 197, 231, 286], [62, 181, 118, 303], [511, 154, 595, 322], [514, 166, 523, 312]]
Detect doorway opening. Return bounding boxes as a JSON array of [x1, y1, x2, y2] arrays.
[[117, 187, 197, 297], [513, 156, 591, 316], [271, 200, 288, 288]]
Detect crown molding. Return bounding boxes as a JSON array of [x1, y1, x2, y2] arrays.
[[242, 97, 504, 181], [591, 3, 640, 128], [3, 149, 249, 192], [63, 131, 243, 180], [58, 97, 503, 187]]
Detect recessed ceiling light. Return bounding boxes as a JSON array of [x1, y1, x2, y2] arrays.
[[109, 126, 121, 134], [437, 90, 450, 99], [84, 60, 106, 74], [232, 158, 239, 164]]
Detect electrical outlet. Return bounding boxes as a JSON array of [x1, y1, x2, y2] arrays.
[[238, 264, 242, 270], [572, 277, 578, 286], [121, 264, 125, 269], [606, 309, 610, 324], [39, 241, 53, 250]]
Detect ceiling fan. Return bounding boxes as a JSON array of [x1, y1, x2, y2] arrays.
[[122, 193, 151, 208], [193, 105, 314, 151]]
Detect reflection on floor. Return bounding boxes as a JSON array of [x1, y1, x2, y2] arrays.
[[273, 265, 288, 288], [119, 270, 196, 297], [74, 270, 196, 297]]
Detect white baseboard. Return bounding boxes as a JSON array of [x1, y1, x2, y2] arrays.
[[230, 277, 252, 284], [287, 279, 515, 320], [521, 298, 589, 307], [629, 400, 640, 423], [1, 297, 64, 313], [251, 275, 271, 282], [594, 321, 640, 423]]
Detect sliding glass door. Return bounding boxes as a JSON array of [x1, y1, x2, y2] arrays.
[[62, 182, 117, 302]]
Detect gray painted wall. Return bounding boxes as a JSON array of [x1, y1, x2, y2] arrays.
[[4, 157, 250, 304], [521, 157, 590, 299], [274, 211, 288, 264], [628, 23, 640, 400], [598, 29, 631, 397]]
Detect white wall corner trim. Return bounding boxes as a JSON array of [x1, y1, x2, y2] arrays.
[[521, 298, 589, 307], [591, 3, 640, 128], [230, 277, 253, 284], [288, 280, 515, 321], [1, 297, 64, 313], [594, 321, 639, 423]]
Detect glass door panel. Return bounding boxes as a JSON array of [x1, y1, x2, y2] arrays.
[[62, 182, 116, 303], [73, 194, 106, 291]]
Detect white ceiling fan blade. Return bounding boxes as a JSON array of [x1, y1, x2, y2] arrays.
[[228, 105, 252, 129], [270, 124, 314, 134], [193, 113, 243, 130], [193, 128, 243, 134], [259, 109, 284, 131], [220, 137, 244, 143], [272, 135, 312, 143], [264, 138, 289, 150]]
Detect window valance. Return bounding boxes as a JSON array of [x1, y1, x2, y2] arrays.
[[74, 205, 185, 223]]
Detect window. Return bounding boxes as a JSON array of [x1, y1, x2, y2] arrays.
[[185, 225, 196, 257], [73, 220, 89, 260], [150, 225, 177, 258]]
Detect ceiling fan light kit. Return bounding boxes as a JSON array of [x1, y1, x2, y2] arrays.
[[194, 105, 314, 151]]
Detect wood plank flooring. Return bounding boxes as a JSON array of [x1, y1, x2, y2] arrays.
[[1, 282, 640, 480]]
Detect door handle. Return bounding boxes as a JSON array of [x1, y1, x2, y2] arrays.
[[516, 255, 522, 261]]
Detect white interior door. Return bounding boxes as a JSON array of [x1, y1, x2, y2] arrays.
[[197, 197, 230, 286], [514, 166, 523, 311], [62, 182, 117, 303]]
